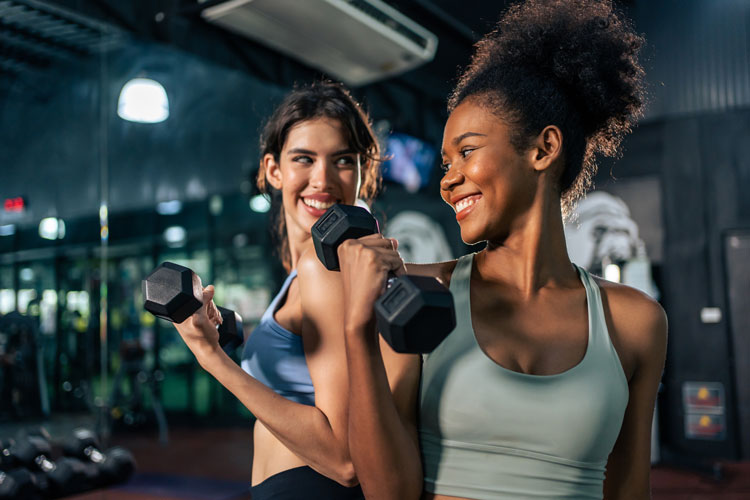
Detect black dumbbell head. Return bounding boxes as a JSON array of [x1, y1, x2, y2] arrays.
[[55, 456, 100, 494], [99, 447, 135, 485], [375, 275, 456, 354], [0, 471, 18, 498], [143, 262, 203, 323], [0, 469, 40, 500], [311, 204, 379, 270], [63, 428, 101, 460], [217, 306, 244, 352], [0, 439, 17, 469], [45, 456, 80, 492], [14, 427, 51, 444], [6, 468, 40, 499], [8, 436, 50, 467]]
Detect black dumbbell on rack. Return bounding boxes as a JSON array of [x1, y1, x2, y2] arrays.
[[2, 432, 93, 498], [0, 438, 39, 500], [62, 428, 135, 487], [311, 204, 456, 354], [142, 262, 244, 352]]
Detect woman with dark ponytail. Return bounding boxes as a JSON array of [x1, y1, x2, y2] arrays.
[[173, 81, 380, 499], [338, 1, 667, 499]]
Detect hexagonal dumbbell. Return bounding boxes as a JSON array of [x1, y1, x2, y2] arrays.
[[62, 428, 135, 487], [6, 433, 93, 498], [311, 204, 456, 353], [142, 262, 244, 352]]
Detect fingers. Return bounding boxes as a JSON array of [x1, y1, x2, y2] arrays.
[[338, 234, 406, 279], [202, 285, 223, 326], [356, 242, 405, 276], [358, 233, 398, 248], [370, 246, 405, 273]]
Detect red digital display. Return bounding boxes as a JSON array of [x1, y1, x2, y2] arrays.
[[4, 197, 25, 212]]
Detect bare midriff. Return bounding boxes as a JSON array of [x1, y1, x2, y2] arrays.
[[251, 420, 307, 486]]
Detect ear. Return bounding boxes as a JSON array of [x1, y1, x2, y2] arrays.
[[355, 155, 367, 197], [531, 125, 563, 172], [263, 153, 283, 190]]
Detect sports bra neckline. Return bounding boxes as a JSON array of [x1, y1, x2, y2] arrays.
[[270, 269, 300, 338], [455, 253, 598, 379]]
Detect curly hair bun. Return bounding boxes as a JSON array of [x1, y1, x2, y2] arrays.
[[449, 0, 646, 210], [502, 0, 643, 135]]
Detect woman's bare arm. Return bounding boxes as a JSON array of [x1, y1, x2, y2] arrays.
[[601, 283, 668, 500], [172, 266, 356, 486], [339, 235, 425, 499]]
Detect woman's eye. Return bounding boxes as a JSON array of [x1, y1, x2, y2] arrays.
[[335, 156, 356, 167], [293, 155, 313, 164], [440, 162, 451, 172], [460, 148, 475, 158]]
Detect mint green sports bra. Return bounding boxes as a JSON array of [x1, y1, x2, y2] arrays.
[[419, 253, 629, 499]]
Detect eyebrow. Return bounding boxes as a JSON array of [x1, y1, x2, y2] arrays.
[[441, 132, 487, 156], [452, 132, 486, 146], [286, 148, 357, 156]]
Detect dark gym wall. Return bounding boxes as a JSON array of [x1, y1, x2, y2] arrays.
[[632, 0, 750, 119], [590, 0, 750, 460], [659, 111, 750, 459], [595, 108, 750, 460]]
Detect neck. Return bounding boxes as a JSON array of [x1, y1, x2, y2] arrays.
[[477, 184, 575, 296], [286, 218, 313, 271]]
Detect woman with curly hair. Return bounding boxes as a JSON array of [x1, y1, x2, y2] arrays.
[[336, 1, 667, 498]]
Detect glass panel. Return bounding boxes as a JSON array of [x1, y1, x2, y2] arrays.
[[56, 256, 98, 413], [0, 266, 15, 313]]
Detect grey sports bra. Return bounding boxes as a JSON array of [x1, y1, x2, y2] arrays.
[[419, 253, 629, 499]]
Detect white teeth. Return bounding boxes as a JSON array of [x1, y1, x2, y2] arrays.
[[455, 197, 479, 213], [303, 198, 334, 210]]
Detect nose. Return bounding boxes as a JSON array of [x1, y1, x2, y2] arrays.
[[309, 158, 335, 190], [440, 165, 464, 193]]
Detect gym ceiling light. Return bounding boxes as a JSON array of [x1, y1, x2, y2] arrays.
[[117, 78, 169, 123]]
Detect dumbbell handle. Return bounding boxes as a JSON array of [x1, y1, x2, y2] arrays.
[[34, 454, 55, 473], [83, 446, 105, 464], [216, 306, 244, 352]]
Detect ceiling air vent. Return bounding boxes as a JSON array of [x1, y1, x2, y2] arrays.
[[201, 0, 438, 86]]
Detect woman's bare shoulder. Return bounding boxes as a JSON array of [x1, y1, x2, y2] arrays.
[[594, 277, 668, 372], [296, 247, 344, 308], [594, 278, 666, 331]]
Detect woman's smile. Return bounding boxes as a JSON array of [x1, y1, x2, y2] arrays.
[[453, 194, 483, 221]]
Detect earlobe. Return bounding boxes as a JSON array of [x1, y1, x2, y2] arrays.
[[264, 154, 283, 190]]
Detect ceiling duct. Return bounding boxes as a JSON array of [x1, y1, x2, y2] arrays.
[[0, 0, 125, 96], [0, 0, 125, 56], [201, 0, 438, 86]]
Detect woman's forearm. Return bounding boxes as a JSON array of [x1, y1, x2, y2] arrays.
[[345, 319, 423, 499], [197, 348, 355, 485]]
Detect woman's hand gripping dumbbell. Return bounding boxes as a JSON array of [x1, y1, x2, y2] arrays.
[[142, 262, 244, 356], [311, 204, 456, 353]]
